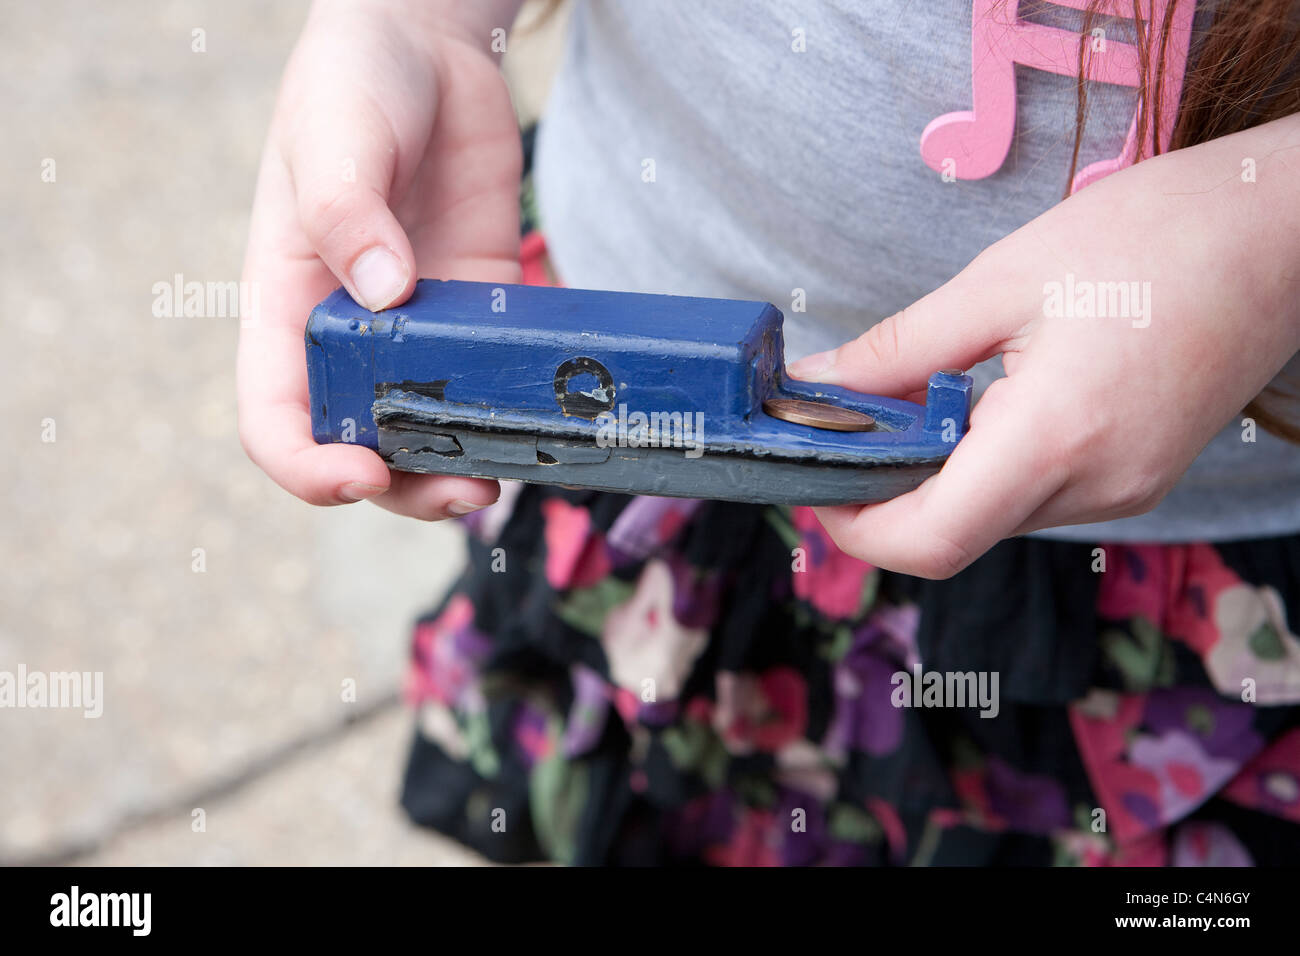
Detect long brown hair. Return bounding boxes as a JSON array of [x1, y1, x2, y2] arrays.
[[1068, 0, 1300, 441]]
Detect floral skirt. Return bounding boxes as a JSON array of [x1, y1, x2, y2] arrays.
[[399, 482, 1300, 866], [399, 215, 1300, 865]]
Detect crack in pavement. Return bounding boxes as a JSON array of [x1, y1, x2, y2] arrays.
[[2, 690, 402, 867]]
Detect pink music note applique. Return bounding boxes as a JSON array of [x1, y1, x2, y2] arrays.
[[920, 0, 1194, 192]]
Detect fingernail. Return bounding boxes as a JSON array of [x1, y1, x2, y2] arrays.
[[340, 481, 385, 502], [350, 247, 408, 311], [447, 499, 487, 517], [787, 349, 835, 380]]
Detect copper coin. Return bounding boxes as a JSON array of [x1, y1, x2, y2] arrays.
[[762, 398, 875, 432]]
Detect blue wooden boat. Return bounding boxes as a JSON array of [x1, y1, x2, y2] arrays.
[[306, 280, 971, 505]]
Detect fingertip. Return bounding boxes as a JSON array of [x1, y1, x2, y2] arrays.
[[786, 349, 836, 382], [444, 476, 501, 508], [809, 503, 853, 534], [349, 244, 414, 312], [811, 503, 875, 559], [278, 441, 391, 507], [371, 473, 500, 521], [426, 477, 502, 520], [338, 480, 388, 503]]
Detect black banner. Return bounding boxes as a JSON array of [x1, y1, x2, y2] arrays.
[[0, 865, 1284, 942]]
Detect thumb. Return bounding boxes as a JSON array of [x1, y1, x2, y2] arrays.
[[786, 262, 1023, 397], [288, 107, 417, 312]]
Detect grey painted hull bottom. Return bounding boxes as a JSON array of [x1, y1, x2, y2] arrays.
[[378, 425, 941, 506]]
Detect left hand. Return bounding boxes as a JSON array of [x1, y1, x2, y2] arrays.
[[788, 114, 1300, 579]]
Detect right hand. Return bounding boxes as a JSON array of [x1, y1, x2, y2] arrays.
[[237, 0, 523, 519]]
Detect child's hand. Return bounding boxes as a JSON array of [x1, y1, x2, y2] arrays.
[[237, 0, 522, 519], [790, 114, 1300, 578]]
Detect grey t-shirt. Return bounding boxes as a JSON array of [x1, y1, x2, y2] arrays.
[[533, 0, 1300, 542]]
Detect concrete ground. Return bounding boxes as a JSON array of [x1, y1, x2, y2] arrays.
[[0, 0, 565, 866]]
